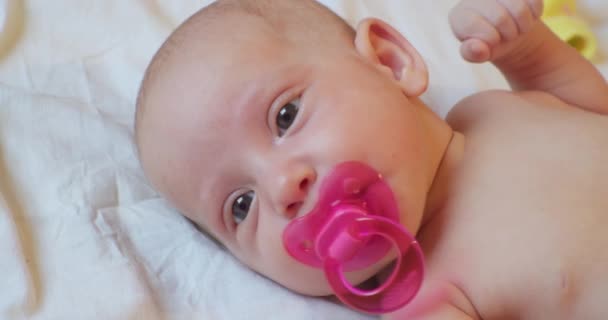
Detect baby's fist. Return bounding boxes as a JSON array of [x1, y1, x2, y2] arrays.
[[449, 0, 544, 63]]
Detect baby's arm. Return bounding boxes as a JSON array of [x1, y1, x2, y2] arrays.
[[449, 0, 608, 115]]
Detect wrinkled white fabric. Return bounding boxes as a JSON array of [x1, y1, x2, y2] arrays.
[[0, 0, 605, 319]]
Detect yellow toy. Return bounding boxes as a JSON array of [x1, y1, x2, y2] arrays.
[[542, 0, 598, 60]]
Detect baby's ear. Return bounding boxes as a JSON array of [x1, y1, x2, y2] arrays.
[[355, 18, 428, 97]]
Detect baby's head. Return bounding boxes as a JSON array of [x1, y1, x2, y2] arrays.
[[135, 0, 450, 297]]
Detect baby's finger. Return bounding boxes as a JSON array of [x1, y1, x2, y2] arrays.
[[449, 7, 501, 47], [497, 0, 536, 34], [460, 38, 491, 63], [526, 0, 544, 19], [470, 1, 519, 42]]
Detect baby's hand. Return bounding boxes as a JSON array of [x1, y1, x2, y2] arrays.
[[449, 0, 544, 63]]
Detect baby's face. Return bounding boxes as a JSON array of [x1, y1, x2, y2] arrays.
[[144, 15, 434, 296]]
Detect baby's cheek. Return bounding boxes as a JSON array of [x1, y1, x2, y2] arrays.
[[259, 233, 333, 295], [269, 259, 333, 295]]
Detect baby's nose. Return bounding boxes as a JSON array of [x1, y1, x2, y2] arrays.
[[271, 163, 316, 219]]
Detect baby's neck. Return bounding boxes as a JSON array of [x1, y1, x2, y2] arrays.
[[411, 99, 465, 229], [422, 129, 464, 228]]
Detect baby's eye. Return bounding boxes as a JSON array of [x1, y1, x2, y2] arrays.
[[232, 191, 254, 224], [276, 99, 300, 137]]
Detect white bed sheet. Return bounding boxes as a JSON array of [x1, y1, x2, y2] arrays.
[[0, 0, 606, 319]]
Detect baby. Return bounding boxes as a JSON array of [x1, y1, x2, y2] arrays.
[[134, 0, 608, 318]]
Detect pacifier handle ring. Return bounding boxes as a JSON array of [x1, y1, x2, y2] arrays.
[[323, 216, 424, 314]]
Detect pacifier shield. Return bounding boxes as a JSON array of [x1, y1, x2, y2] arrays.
[[283, 161, 399, 270], [282, 161, 425, 314]]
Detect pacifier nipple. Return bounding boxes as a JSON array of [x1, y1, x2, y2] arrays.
[[282, 161, 424, 314]]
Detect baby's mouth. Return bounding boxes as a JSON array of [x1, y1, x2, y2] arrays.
[[283, 161, 401, 270], [282, 161, 424, 314]]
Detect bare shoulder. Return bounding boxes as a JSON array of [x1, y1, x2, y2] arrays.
[[445, 89, 605, 133], [446, 89, 522, 132]]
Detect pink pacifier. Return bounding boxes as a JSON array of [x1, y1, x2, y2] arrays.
[[283, 161, 424, 314]]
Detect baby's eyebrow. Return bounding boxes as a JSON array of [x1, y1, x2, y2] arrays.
[[231, 65, 296, 122], [232, 79, 269, 115]]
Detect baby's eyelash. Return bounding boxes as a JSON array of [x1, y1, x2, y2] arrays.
[[267, 88, 305, 138], [276, 98, 300, 137], [232, 190, 254, 224]]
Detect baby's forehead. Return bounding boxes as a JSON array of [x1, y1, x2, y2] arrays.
[[177, 11, 284, 53]]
